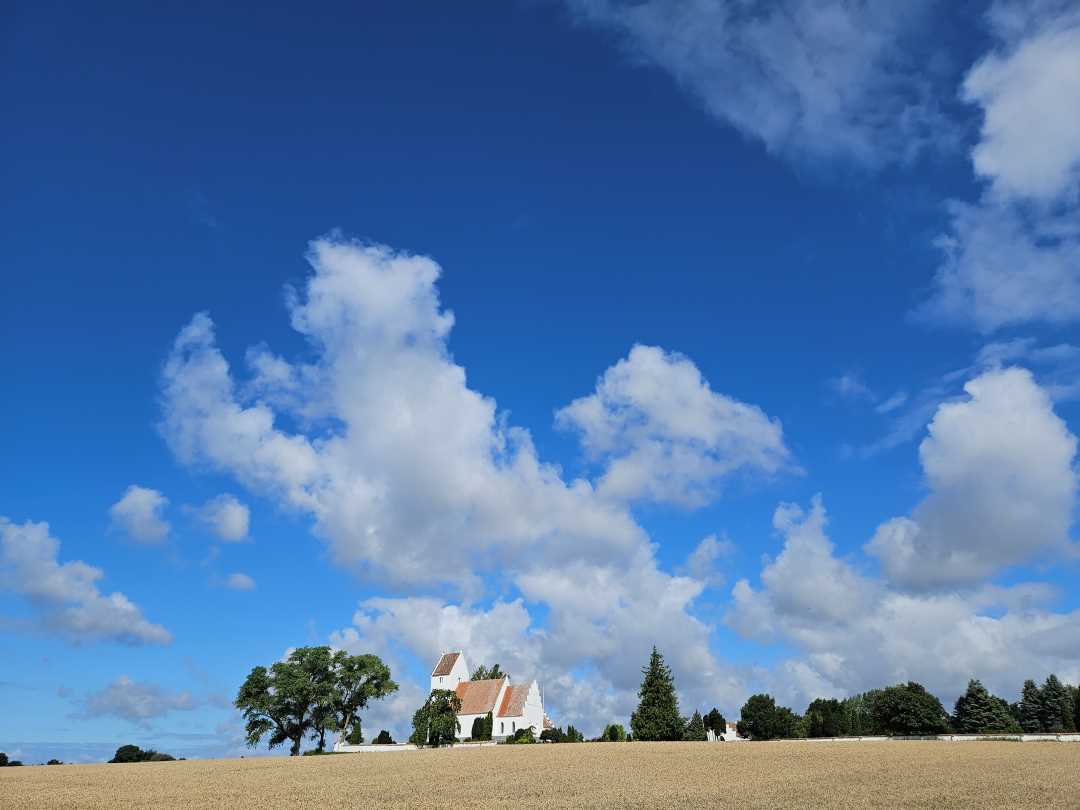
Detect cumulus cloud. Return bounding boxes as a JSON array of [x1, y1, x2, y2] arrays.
[[920, 1, 1080, 330], [332, 560, 746, 736], [866, 367, 1077, 589], [729, 496, 1080, 708], [194, 494, 250, 542], [160, 239, 657, 591], [224, 572, 255, 591], [0, 518, 171, 646], [160, 235, 762, 731], [964, 1, 1080, 203], [556, 345, 792, 507], [564, 0, 947, 166], [79, 676, 197, 727], [108, 485, 170, 544]]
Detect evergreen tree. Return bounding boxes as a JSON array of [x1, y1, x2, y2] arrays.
[[683, 710, 708, 741], [1018, 680, 1043, 732], [630, 647, 683, 741], [952, 680, 1020, 734], [1039, 675, 1071, 733], [482, 711, 493, 740], [346, 719, 363, 745], [565, 724, 585, 742], [470, 716, 484, 740]]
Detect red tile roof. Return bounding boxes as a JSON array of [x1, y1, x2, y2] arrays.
[[497, 683, 528, 717], [455, 677, 506, 715], [431, 652, 460, 677]]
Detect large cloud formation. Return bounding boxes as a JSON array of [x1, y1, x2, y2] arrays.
[[0, 518, 171, 646], [867, 367, 1078, 588], [160, 235, 787, 728]]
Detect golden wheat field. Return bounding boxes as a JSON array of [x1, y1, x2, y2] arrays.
[[3, 741, 1079, 810]]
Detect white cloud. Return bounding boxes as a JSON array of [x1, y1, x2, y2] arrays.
[[224, 572, 255, 591], [729, 496, 1080, 708], [866, 367, 1077, 589], [564, 0, 946, 165], [332, 556, 745, 735], [919, 199, 1080, 332], [161, 235, 758, 730], [964, 2, 1080, 203], [108, 485, 170, 544], [194, 494, 250, 542], [0, 518, 171, 646], [80, 676, 196, 727], [556, 344, 792, 507], [160, 240, 654, 591], [920, 1, 1080, 330], [681, 533, 733, 587]]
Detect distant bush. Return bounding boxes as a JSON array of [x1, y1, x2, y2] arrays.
[[109, 745, 175, 763], [47, 759, 63, 765], [373, 730, 395, 745], [505, 728, 536, 744]]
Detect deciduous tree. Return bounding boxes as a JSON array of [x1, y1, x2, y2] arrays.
[[870, 682, 949, 736], [329, 650, 398, 748], [471, 664, 505, 681], [409, 689, 461, 747]]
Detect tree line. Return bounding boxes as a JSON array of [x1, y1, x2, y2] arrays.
[[737, 674, 1080, 740], [616, 647, 1080, 742]]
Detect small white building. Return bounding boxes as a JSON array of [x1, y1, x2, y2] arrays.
[[707, 721, 746, 742], [430, 651, 549, 741]]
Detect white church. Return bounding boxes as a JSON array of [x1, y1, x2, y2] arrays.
[[430, 651, 551, 741]]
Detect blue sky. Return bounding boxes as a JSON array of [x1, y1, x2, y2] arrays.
[[4, 0, 1080, 762]]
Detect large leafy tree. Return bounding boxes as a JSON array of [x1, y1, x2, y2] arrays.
[[870, 682, 949, 736], [471, 664, 506, 681], [737, 694, 776, 740], [630, 647, 683, 741], [952, 680, 1020, 734], [236, 646, 395, 756], [409, 689, 462, 747], [329, 650, 398, 747], [236, 647, 332, 756], [703, 708, 727, 737], [805, 698, 846, 738], [839, 691, 879, 736]]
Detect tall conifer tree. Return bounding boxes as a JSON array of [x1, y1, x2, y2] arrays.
[[630, 647, 683, 741]]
